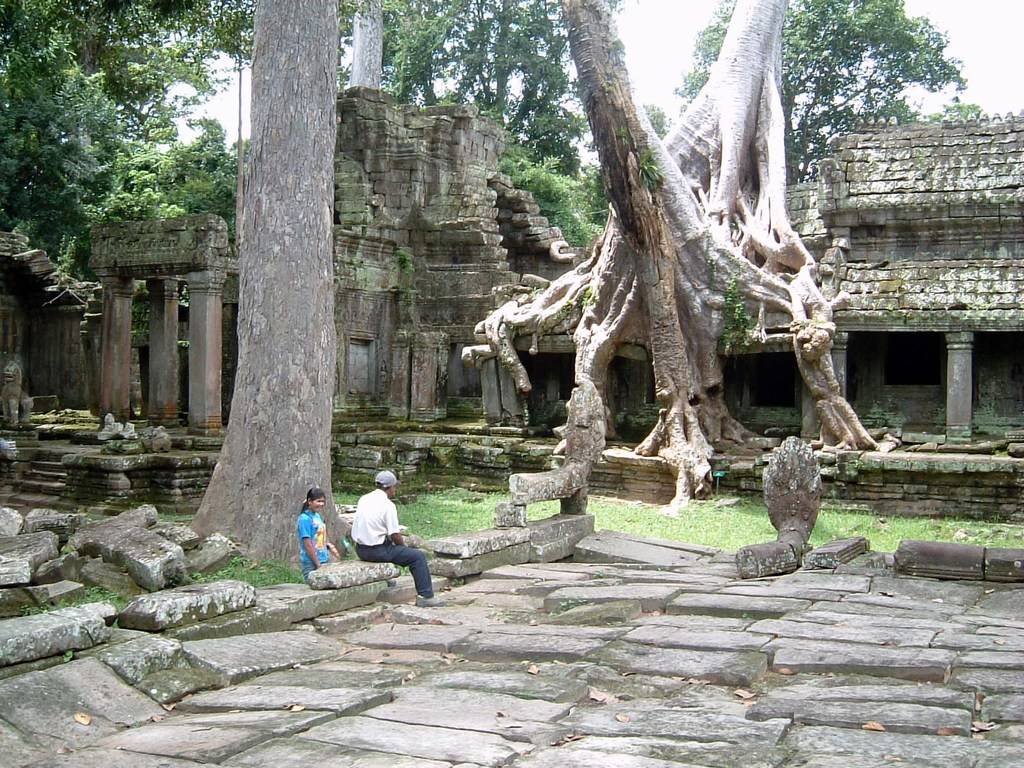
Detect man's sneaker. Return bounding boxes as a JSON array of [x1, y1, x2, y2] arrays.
[[415, 595, 448, 608]]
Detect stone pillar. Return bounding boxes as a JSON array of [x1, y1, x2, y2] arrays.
[[800, 383, 819, 439], [831, 331, 849, 397], [480, 358, 503, 425], [97, 275, 134, 422], [389, 331, 412, 419], [410, 331, 449, 421], [186, 271, 225, 434], [945, 332, 974, 440], [147, 278, 180, 426]]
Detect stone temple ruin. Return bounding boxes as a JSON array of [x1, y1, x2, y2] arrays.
[[0, 95, 1021, 521]]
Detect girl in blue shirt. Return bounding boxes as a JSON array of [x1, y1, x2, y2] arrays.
[[297, 487, 339, 580]]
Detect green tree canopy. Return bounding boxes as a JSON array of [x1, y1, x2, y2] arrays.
[[679, 0, 965, 181]]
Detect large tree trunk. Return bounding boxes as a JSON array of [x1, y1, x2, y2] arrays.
[[349, 0, 383, 89], [468, 0, 875, 515], [192, 0, 340, 560]]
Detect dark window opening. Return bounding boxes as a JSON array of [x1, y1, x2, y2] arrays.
[[884, 333, 941, 386], [752, 353, 796, 407]]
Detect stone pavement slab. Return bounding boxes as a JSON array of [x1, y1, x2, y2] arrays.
[[177, 684, 390, 714], [512, 747, 705, 768], [719, 585, 846, 602], [950, 668, 1024, 694], [573, 532, 707, 566], [968, 588, 1024, 618], [870, 576, 988, 606], [182, 630, 344, 684], [633, 613, 754, 631], [982, 694, 1024, 722], [92, 634, 182, 683], [224, 739, 451, 768], [748, 618, 937, 647], [540, 598, 643, 625], [364, 685, 572, 743], [301, 715, 523, 767], [932, 629, 1024, 651], [344, 622, 476, 652], [668, 592, 811, 618], [119, 580, 257, 630], [780, 609, 957, 632], [0, 602, 112, 667], [543, 584, 682, 612], [594, 641, 768, 686], [454, 630, 608, 662], [791, 700, 972, 735], [250, 660, 410, 690], [0, 657, 163, 749], [546, 734, 787, 768], [421, 668, 588, 702], [747, 680, 974, 722], [954, 650, 1024, 670], [26, 748, 206, 767], [622, 624, 772, 652], [1, 718, 46, 768], [769, 638, 955, 681], [429, 527, 531, 558]]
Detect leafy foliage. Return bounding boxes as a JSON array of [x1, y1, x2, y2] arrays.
[[500, 145, 607, 246], [679, 0, 964, 181]]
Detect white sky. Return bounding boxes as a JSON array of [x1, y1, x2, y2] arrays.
[[183, 0, 1024, 143]]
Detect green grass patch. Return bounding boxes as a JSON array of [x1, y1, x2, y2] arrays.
[[21, 585, 128, 615], [337, 486, 1024, 552], [191, 556, 303, 587]]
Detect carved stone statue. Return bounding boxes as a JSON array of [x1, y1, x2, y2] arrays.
[[98, 412, 135, 440], [1, 360, 33, 427]]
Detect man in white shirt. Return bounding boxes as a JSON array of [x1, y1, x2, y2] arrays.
[[352, 469, 445, 607]]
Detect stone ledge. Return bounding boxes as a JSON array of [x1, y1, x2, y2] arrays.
[[428, 527, 531, 558]]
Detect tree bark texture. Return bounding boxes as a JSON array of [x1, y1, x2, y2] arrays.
[[192, 0, 340, 559], [468, 0, 874, 514], [349, 0, 384, 89]]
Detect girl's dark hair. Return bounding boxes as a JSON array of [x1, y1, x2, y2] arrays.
[[302, 486, 327, 511]]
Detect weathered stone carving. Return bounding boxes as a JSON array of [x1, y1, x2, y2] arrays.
[[138, 425, 171, 453], [1, 359, 32, 426], [98, 412, 136, 440], [736, 436, 821, 579]]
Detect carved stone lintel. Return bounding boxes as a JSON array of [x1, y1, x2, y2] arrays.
[[736, 541, 799, 579]]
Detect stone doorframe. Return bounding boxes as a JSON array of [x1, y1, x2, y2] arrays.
[[90, 215, 238, 434]]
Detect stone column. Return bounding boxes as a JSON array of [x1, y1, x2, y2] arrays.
[[945, 331, 974, 440], [409, 331, 449, 421], [831, 331, 849, 397], [186, 271, 225, 434], [147, 278, 179, 426], [800, 383, 819, 439], [389, 331, 412, 419], [97, 275, 134, 422]]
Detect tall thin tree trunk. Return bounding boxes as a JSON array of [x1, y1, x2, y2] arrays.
[[192, 0, 340, 560], [234, 58, 245, 245], [349, 0, 384, 89]]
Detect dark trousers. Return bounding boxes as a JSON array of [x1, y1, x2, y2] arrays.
[[356, 541, 434, 598]]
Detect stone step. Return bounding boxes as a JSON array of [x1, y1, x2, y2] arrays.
[[27, 467, 67, 480], [0, 603, 114, 667], [119, 580, 257, 631], [30, 459, 67, 472], [18, 478, 67, 495]]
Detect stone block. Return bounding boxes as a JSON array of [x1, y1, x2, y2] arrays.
[[895, 540, 985, 580], [573, 531, 705, 566], [166, 600, 296, 641], [736, 541, 800, 579], [257, 581, 387, 622], [0, 531, 58, 577], [182, 631, 344, 685], [81, 557, 144, 596], [119, 580, 257, 631], [176, 684, 391, 715], [34, 551, 88, 584], [186, 533, 239, 574], [152, 522, 202, 550], [306, 561, 400, 590], [0, 506, 22, 536], [985, 547, 1024, 582], [804, 537, 871, 570], [429, 541, 531, 578], [94, 634, 183, 684], [527, 513, 594, 562], [73, 514, 188, 591], [0, 555, 30, 586], [494, 501, 526, 527], [769, 638, 955, 681], [428, 527, 531, 558], [137, 666, 222, 705], [24, 508, 84, 542], [0, 603, 114, 667]]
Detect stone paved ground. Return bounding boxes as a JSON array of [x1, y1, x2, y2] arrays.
[[7, 543, 1024, 767]]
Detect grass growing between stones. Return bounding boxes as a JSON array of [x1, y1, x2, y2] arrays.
[[192, 556, 304, 587], [338, 486, 1024, 552]]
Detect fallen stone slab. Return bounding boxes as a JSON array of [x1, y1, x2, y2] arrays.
[[804, 537, 870, 570], [0, 603, 113, 667], [667, 592, 811, 618], [0, 555, 30, 586], [152, 522, 202, 550], [0, 506, 22, 536], [622, 624, 771, 652], [23, 509, 84, 542], [223, 739, 451, 768], [593, 641, 768, 687], [306, 560, 400, 590], [785, 725, 1024, 766], [748, 618, 937, 647], [136, 666, 222, 705], [736, 540, 799, 579], [300, 715, 522, 767], [182, 631, 344, 684], [119, 580, 257, 630], [526, 513, 594, 562], [257, 581, 386, 622], [34, 551, 88, 584], [251, 660, 410, 690], [429, 527, 531, 558], [364, 685, 572, 743], [429, 542, 531, 578], [165, 599, 296, 641], [95, 710, 334, 764], [93, 634, 183, 684], [0, 657, 163, 750], [573, 532, 706, 566], [69, 506, 158, 550], [313, 605, 385, 633], [185, 533, 238, 574], [562, 702, 788, 745], [895, 540, 985, 581], [423, 669, 588, 703], [544, 584, 683, 613], [177, 684, 390, 715], [344, 623, 475, 653], [80, 557, 144, 597], [0, 531, 58, 577], [454, 630, 608, 662], [747, 679, 973, 720], [769, 639, 955, 682], [32, 748, 207, 767], [791, 700, 971, 736]]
